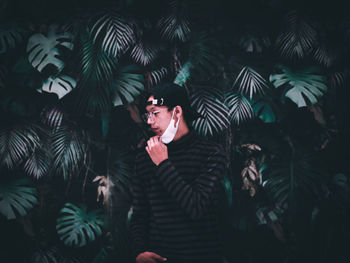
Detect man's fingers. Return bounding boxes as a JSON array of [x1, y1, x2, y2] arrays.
[[147, 136, 161, 150], [136, 252, 166, 263], [151, 136, 159, 145], [150, 252, 167, 261], [147, 139, 154, 148]]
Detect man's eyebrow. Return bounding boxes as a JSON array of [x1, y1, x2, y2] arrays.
[[146, 106, 155, 112]]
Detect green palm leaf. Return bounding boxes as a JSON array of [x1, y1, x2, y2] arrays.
[[263, 155, 321, 210], [40, 106, 64, 130], [77, 83, 111, 115], [0, 124, 41, 169], [41, 75, 76, 99], [130, 41, 160, 66], [238, 31, 271, 53], [31, 247, 60, 263], [51, 127, 86, 180], [24, 145, 51, 179], [188, 32, 224, 80], [233, 66, 268, 99], [149, 67, 168, 87], [313, 44, 337, 68], [191, 89, 229, 136], [174, 61, 191, 86], [111, 65, 144, 106], [329, 71, 347, 89], [91, 248, 109, 263], [110, 148, 133, 196], [32, 247, 84, 263], [80, 30, 117, 86], [27, 25, 73, 73], [275, 11, 317, 60], [0, 178, 38, 220], [0, 24, 27, 54], [56, 203, 104, 247], [157, 0, 190, 42], [60, 257, 84, 263], [270, 65, 327, 107], [91, 10, 135, 57], [225, 92, 253, 125]]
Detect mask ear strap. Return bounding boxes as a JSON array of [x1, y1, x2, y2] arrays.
[[172, 108, 181, 127]]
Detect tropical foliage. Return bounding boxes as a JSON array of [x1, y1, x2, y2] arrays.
[[0, 178, 38, 220], [0, 0, 349, 263], [56, 203, 104, 247]]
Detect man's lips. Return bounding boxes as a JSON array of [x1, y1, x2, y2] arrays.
[[151, 128, 159, 133]]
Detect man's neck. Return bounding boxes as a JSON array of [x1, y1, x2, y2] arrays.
[[173, 123, 190, 141]]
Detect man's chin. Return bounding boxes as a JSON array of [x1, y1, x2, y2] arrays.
[[151, 129, 162, 136]]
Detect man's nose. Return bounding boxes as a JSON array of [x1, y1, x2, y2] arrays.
[[147, 117, 153, 124]]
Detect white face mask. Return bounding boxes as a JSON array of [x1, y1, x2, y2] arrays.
[[160, 109, 180, 144]]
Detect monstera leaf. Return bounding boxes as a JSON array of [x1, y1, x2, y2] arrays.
[[225, 92, 254, 125], [234, 66, 269, 99], [41, 75, 76, 99], [111, 65, 144, 106], [250, 99, 276, 123], [56, 203, 104, 247], [0, 24, 27, 54], [0, 124, 41, 169], [0, 178, 38, 220], [157, 0, 190, 42], [27, 25, 73, 73], [191, 89, 229, 136], [270, 65, 327, 107], [174, 61, 192, 86], [275, 11, 317, 59], [91, 10, 135, 57]]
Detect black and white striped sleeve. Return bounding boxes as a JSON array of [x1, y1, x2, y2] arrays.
[[155, 146, 226, 219]]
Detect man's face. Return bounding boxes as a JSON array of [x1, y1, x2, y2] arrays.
[[145, 95, 173, 136]]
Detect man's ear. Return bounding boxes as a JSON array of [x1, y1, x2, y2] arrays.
[[175, 106, 183, 117]]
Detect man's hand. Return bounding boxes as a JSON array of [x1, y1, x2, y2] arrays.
[[136, 252, 167, 263], [146, 136, 168, 166]]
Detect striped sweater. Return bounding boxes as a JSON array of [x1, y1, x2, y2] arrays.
[[130, 130, 226, 263]]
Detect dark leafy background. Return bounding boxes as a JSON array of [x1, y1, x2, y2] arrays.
[[0, 0, 349, 263]]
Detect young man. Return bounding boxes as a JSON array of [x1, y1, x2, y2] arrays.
[[130, 83, 226, 263]]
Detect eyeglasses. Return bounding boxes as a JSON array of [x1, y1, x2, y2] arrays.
[[142, 110, 161, 122]]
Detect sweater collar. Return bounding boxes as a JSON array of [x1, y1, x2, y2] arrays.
[[166, 129, 196, 150]]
